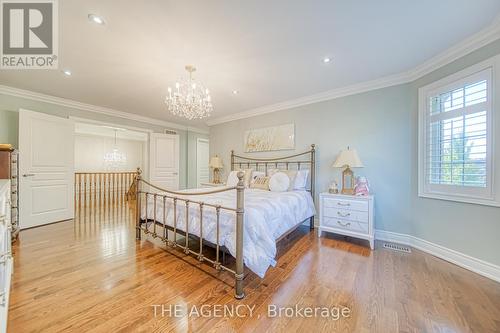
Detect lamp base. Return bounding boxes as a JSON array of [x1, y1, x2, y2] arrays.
[[213, 168, 222, 184], [341, 167, 355, 195], [341, 188, 355, 195]]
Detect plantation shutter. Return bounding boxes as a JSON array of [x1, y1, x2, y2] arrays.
[[425, 68, 491, 190]]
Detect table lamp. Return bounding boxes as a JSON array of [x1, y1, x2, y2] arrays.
[[209, 155, 224, 184], [332, 147, 364, 195]]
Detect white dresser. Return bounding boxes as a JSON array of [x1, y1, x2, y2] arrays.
[[318, 192, 374, 249], [0, 180, 13, 333]]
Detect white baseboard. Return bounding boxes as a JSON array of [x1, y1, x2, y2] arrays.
[[375, 229, 500, 283]]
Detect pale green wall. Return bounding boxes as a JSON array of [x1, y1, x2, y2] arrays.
[[210, 39, 500, 266], [0, 93, 207, 189], [409, 39, 500, 265], [210, 84, 413, 235], [0, 109, 18, 147]]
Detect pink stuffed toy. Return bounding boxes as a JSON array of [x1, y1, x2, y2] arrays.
[[354, 176, 370, 196]]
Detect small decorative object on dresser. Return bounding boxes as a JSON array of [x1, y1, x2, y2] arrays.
[[318, 192, 374, 249], [332, 147, 364, 195], [209, 155, 224, 184], [329, 180, 339, 194], [354, 176, 370, 196]]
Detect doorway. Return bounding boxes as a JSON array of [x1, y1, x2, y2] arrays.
[[196, 138, 209, 186]]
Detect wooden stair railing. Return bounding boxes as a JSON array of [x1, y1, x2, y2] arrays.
[[74, 170, 140, 208]]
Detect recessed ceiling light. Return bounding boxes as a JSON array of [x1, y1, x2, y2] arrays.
[[62, 69, 72, 76], [323, 57, 331, 63], [88, 14, 105, 25], [232, 90, 239, 95]]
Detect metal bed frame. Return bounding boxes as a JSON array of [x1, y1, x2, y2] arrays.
[[136, 144, 316, 299]]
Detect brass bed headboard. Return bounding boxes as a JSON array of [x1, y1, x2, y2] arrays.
[[136, 144, 316, 300], [230, 144, 316, 229]]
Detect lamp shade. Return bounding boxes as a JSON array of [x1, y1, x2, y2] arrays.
[[332, 148, 364, 168], [209, 155, 223, 169]]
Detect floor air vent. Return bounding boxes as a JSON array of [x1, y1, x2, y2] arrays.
[[383, 242, 411, 253]]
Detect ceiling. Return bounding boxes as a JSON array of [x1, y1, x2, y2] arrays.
[[2, 0, 500, 127]]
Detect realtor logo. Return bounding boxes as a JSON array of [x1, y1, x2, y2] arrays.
[[1, 0, 58, 69]]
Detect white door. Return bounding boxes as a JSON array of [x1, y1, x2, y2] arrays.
[[196, 139, 209, 186], [19, 110, 75, 229], [149, 133, 179, 190]]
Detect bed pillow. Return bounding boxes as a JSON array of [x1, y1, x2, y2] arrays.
[[269, 172, 290, 192], [226, 169, 253, 187], [250, 176, 270, 190], [251, 171, 265, 183], [293, 169, 310, 190], [226, 171, 238, 187], [268, 169, 297, 191], [267, 168, 280, 177]]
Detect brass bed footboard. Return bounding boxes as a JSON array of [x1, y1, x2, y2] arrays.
[[136, 169, 246, 299]]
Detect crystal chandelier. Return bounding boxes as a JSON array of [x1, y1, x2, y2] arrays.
[[165, 65, 213, 120], [104, 130, 126, 167]]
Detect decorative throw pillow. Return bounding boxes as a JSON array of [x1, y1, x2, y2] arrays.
[[267, 168, 280, 177], [242, 168, 254, 187], [226, 169, 253, 187], [250, 176, 270, 190], [251, 171, 265, 183], [226, 171, 239, 187], [268, 169, 297, 191], [294, 169, 310, 190], [269, 172, 290, 192]]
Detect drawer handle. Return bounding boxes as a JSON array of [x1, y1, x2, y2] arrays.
[[337, 212, 351, 217], [337, 220, 351, 227], [0, 253, 11, 264], [337, 202, 350, 207], [0, 292, 5, 307]]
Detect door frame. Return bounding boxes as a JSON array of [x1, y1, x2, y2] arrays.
[[196, 138, 210, 186]]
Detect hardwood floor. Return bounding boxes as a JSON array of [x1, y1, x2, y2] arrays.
[[7, 202, 500, 332]]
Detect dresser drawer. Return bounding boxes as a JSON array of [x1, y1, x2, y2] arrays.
[[322, 217, 369, 234], [0, 222, 10, 258], [0, 254, 13, 333], [322, 197, 368, 212], [323, 207, 368, 223]]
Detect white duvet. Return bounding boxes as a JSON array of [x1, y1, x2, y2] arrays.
[[141, 188, 316, 278]]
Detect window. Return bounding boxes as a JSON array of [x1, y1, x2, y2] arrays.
[[419, 64, 497, 206]]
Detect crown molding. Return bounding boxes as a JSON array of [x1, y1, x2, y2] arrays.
[[206, 71, 411, 126], [207, 15, 500, 126], [0, 85, 210, 134], [408, 13, 500, 80], [3, 15, 500, 130]]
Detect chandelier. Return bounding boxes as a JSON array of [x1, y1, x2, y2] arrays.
[[104, 130, 126, 168], [165, 65, 213, 120]]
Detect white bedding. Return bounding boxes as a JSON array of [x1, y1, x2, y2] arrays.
[[141, 188, 316, 278]]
